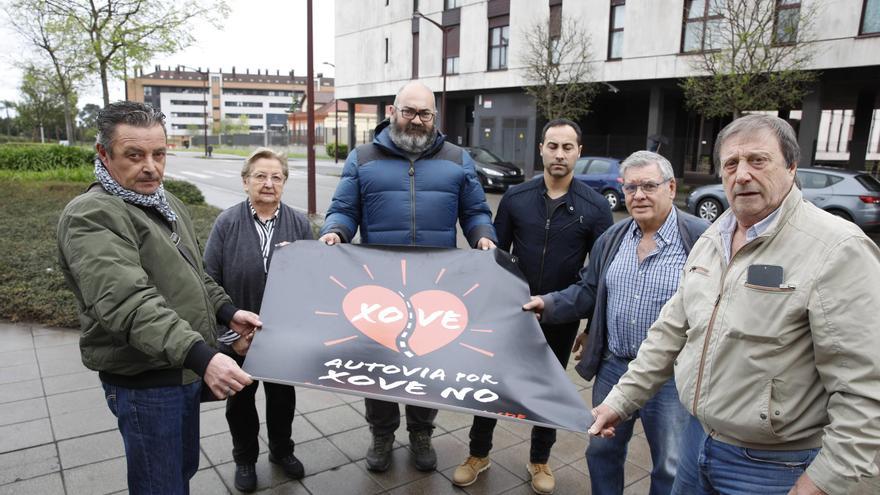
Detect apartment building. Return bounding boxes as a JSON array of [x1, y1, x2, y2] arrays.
[[126, 66, 335, 146], [335, 0, 880, 177]]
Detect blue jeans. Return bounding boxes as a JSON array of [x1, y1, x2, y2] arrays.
[[587, 353, 689, 495], [671, 415, 819, 495], [102, 381, 202, 495]]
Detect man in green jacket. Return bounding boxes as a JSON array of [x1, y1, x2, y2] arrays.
[[57, 101, 261, 495], [589, 114, 880, 495]]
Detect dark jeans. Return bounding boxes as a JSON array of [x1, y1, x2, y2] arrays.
[[102, 381, 201, 495], [671, 415, 820, 495], [226, 353, 296, 464], [466, 321, 579, 463], [365, 398, 438, 437], [587, 353, 689, 495]]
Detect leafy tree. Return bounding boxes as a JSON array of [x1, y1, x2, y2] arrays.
[[680, 0, 818, 118], [44, 0, 229, 106], [16, 66, 70, 142], [78, 103, 101, 129], [520, 18, 599, 121], [6, 0, 89, 141]]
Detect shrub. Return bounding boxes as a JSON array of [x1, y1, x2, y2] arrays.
[[0, 144, 95, 171], [325, 142, 349, 159], [0, 179, 220, 328], [164, 179, 206, 205]]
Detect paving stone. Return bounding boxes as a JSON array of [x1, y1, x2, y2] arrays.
[[35, 345, 89, 378], [386, 471, 464, 495], [622, 473, 651, 495], [32, 330, 80, 349], [0, 418, 53, 454], [293, 387, 346, 414], [190, 467, 229, 495], [0, 363, 40, 385], [304, 404, 364, 436], [0, 323, 34, 352], [433, 410, 475, 433], [42, 370, 101, 396], [623, 461, 651, 488], [363, 446, 433, 490], [290, 413, 323, 444], [494, 420, 533, 441], [57, 430, 125, 469], [252, 479, 309, 494], [64, 456, 128, 495], [0, 379, 44, 405], [0, 444, 59, 485], [622, 433, 653, 473], [440, 459, 521, 495], [200, 430, 266, 466], [294, 437, 348, 475], [46, 386, 106, 416], [547, 429, 588, 464], [0, 349, 36, 369], [487, 442, 534, 482], [327, 425, 372, 461], [301, 462, 384, 495], [30, 325, 70, 336], [547, 464, 590, 494], [0, 472, 64, 495], [431, 432, 469, 471], [200, 404, 231, 437], [50, 405, 117, 440], [0, 397, 47, 426]]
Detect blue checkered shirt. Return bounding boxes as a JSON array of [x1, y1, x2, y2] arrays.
[[604, 208, 688, 358]]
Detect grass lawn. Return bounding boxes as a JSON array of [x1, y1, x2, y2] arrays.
[[0, 180, 221, 328], [206, 146, 331, 160]]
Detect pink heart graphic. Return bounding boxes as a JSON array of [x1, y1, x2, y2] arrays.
[[341, 285, 469, 356]]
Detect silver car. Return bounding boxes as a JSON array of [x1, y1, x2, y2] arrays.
[[685, 167, 880, 232]]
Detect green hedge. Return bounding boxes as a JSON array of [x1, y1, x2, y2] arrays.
[[164, 179, 206, 205], [325, 142, 349, 159], [0, 144, 95, 171]]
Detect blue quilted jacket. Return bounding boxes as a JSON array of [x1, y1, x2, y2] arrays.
[[320, 120, 496, 248]]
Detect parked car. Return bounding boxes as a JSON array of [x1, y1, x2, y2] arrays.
[[464, 147, 525, 192], [573, 156, 625, 211], [685, 167, 880, 231]]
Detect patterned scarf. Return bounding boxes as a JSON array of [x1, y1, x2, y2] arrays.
[[94, 158, 177, 223]]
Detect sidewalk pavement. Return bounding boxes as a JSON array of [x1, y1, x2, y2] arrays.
[[2, 320, 878, 495]]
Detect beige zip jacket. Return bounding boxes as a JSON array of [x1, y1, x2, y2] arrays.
[[604, 187, 880, 494]]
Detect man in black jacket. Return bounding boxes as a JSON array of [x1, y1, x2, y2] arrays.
[[526, 150, 709, 495], [452, 118, 613, 494]]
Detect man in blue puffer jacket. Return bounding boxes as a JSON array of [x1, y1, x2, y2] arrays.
[[319, 81, 497, 473]]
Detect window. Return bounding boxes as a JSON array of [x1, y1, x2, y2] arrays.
[[682, 0, 723, 53], [588, 160, 612, 175], [608, 0, 625, 59], [862, 0, 880, 34], [171, 112, 206, 118], [412, 32, 420, 78], [445, 0, 460, 9], [488, 25, 509, 70], [445, 24, 461, 74], [385, 37, 389, 64], [170, 100, 206, 106], [269, 102, 291, 108], [574, 158, 591, 175], [224, 101, 262, 108], [774, 0, 800, 44]]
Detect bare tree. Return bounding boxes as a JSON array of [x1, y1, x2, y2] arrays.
[[44, 0, 229, 107], [681, 0, 819, 119], [520, 18, 599, 121], [6, 0, 88, 142]]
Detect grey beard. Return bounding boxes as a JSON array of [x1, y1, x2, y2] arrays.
[[389, 124, 434, 154]]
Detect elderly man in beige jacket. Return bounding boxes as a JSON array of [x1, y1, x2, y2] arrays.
[[589, 114, 880, 495]]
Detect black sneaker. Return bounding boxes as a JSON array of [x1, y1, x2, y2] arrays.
[[269, 453, 305, 480], [409, 430, 437, 471], [365, 434, 394, 472], [234, 463, 257, 493]]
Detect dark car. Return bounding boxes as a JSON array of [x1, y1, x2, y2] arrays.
[[685, 167, 880, 232], [574, 156, 625, 211], [463, 147, 525, 192]]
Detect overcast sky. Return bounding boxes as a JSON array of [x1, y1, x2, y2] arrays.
[[0, 0, 336, 109]]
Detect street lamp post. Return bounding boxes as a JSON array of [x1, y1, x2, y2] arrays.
[[322, 62, 339, 163], [412, 11, 447, 134]]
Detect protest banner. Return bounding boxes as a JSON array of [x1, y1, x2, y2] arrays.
[[244, 241, 591, 432]]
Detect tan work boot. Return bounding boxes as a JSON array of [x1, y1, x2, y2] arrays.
[[526, 462, 555, 494], [452, 455, 490, 487]]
